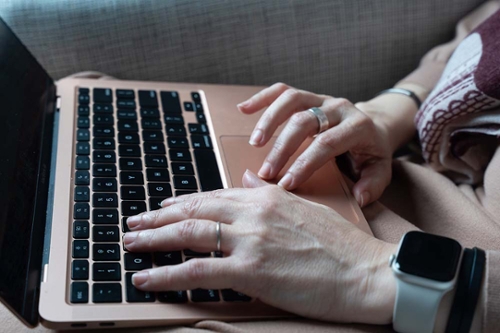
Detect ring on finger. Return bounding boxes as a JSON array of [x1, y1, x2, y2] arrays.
[[215, 221, 222, 257], [308, 107, 329, 134]]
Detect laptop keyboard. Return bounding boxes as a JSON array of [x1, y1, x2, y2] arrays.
[[70, 87, 250, 304]]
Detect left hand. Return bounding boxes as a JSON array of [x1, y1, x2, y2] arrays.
[[124, 171, 396, 324]]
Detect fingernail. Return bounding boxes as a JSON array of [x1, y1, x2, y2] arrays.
[[258, 162, 272, 179], [237, 100, 250, 110], [123, 232, 138, 247], [126, 215, 141, 230], [132, 271, 149, 286], [278, 173, 293, 189], [249, 129, 263, 146], [359, 192, 371, 207]]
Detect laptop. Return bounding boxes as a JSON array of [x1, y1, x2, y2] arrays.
[[0, 17, 371, 330]]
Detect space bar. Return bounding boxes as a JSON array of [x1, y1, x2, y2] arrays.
[[194, 150, 223, 192]]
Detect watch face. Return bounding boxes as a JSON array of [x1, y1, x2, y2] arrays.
[[397, 231, 462, 282]]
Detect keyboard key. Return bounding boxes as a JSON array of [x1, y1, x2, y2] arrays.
[[154, 251, 182, 266], [93, 137, 115, 150], [119, 158, 143, 170], [78, 105, 90, 116], [93, 103, 113, 114], [144, 142, 166, 154], [77, 129, 90, 141], [93, 114, 114, 125], [191, 289, 220, 302], [161, 91, 181, 114], [171, 162, 194, 175], [76, 142, 90, 155], [92, 178, 117, 192], [196, 112, 206, 123], [117, 100, 136, 109], [167, 137, 189, 148], [93, 88, 113, 103], [169, 149, 191, 162], [121, 186, 146, 200], [183, 249, 211, 257], [190, 135, 212, 149], [93, 164, 117, 177], [93, 150, 116, 163], [72, 260, 89, 280], [183, 102, 194, 112], [93, 226, 120, 242], [93, 193, 118, 207], [142, 130, 163, 141], [124, 253, 153, 270], [116, 89, 135, 99], [118, 132, 140, 144], [117, 110, 137, 120], [140, 109, 160, 118], [119, 145, 141, 157], [118, 120, 138, 132], [221, 289, 252, 302], [74, 203, 90, 219], [75, 170, 90, 185], [148, 183, 173, 198], [74, 186, 90, 202], [146, 168, 170, 182], [158, 290, 188, 303], [76, 156, 90, 170], [194, 150, 223, 191], [141, 119, 162, 129], [166, 124, 187, 136], [175, 190, 197, 197], [93, 126, 114, 137], [139, 90, 159, 107], [122, 217, 130, 232], [72, 240, 89, 258], [188, 123, 209, 134], [77, 117, 90, 128], [125, 272, 156, 302], [93, 263, 121, 281], [120, 171, 144, 185], [164, 115, 184, 124], [71, 282, 88, 303], [173, 176, 197, 190], [78, 94, 90, 105], [93, 283, 122, 303], [79, 87, 89, 95], [73, 221, 90, 239], [145, 155, 167, 167], [191, 92, 201, 103], [93, 244, 120, 261], [194, 102, 204, 113], [149, 198, 163, 210], [93, 209, 119, 224], [121, 201, 147, 216]]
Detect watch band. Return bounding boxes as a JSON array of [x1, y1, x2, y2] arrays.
[[393, 278, 446, 333]]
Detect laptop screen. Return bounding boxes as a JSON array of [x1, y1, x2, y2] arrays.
[[0, 18, 55, 326]]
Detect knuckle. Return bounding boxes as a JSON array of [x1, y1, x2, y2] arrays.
[[186, 259, 205, 282], [273, 82, 289, 91], [180, 198, 202, 218], [315, 132, 336, 151], [291, 157, 312, 175], [289, 111, 311, 127], [283, 88, 300, 102], [178, 219, 197, 241]]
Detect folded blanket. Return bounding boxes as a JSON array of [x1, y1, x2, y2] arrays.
[[415, 9, 500, 184]]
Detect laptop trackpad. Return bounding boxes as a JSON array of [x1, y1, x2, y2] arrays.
[[219, 135, 362, 226]]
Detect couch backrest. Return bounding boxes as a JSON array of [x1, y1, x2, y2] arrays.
[[0, 0, 485, 101]]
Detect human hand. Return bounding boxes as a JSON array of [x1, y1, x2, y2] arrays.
[[124, 171, 397, 324], [237, 83, 393, 206]]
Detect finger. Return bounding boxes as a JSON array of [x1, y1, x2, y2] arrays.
[[159, 187, 258, 208], [249, 88, 324, 147], [124, 219, 235, 253], [242, 169, 269, 188], [126, 197, 244, 231], [278, 116, 364, 190], [352, 159, 392, 207], [237, 82, 290, 114], [259, 105, 343, 180], [132, 258, 240, 292]]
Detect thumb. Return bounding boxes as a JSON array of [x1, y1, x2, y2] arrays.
[[242, 169, 269, 188], [352, 160, 391, 207]]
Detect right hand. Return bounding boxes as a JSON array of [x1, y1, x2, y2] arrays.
[[237, 82, 393, 207]]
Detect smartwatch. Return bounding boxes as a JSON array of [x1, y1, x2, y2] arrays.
[[390, 231, 462, 333]]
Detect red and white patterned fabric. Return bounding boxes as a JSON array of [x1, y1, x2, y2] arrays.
[[416, 9, 500, 184]]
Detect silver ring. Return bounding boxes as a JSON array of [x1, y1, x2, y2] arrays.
[[216, 221, 221, 253], [308, 107, 329, 134]]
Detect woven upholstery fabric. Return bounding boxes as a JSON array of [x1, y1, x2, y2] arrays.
[[0, 0, 485, 101]]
